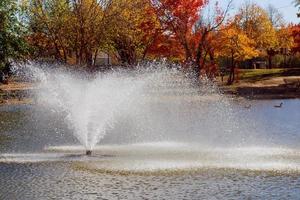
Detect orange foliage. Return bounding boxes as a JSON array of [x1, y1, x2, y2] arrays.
[[147, 34, 185, 61], [290, 24, 300, 54], [150, 0, 209, 61]]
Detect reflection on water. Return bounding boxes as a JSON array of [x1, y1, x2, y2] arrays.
[[2, 143, 300, 173], [0, 99, 300, 199], [1, 162, 300, 199]]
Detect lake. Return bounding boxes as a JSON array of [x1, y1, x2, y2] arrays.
[[0, 99, 300, 199]]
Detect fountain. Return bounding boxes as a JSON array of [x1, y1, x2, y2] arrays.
[[29, 63, 209, 154], [24, 62, 259, 159]]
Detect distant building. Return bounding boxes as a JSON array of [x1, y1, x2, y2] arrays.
[[252, 58, 267, 69], [253, 61, 267, 69], [95, 52, 112, 65], [66, 51, 119, 66]]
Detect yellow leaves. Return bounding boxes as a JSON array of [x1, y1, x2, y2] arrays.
[[236, 2, 278, 53], [106, 0, 160, 59], [276, 27, 294, 50], [220, 25, 258, 61]]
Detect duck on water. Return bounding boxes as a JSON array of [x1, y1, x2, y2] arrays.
[[274, 102, 283, 108]]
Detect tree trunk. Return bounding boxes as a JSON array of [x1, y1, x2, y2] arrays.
[[267, 49, 276, 69], [85, 49, 93, 67], [268, 55, 273, 69], [227, 66, 235, 85], [194, 30, 209, 81], [62, 48, 67, 64], [93, 49, 99, 66], [227, 53, 235, 85]]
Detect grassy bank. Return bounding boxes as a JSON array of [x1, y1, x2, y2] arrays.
[[0, 81, 34, 105], [0, 68, 300, 103], [238, 68, 300, 82], [220, 68, 300, 99]]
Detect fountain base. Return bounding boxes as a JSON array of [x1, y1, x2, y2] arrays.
[[86, 150, 92, 156]]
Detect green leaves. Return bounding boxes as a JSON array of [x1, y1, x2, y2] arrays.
[[0, 0, 30, 70]]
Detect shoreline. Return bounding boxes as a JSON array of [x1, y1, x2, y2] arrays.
[[1, 78, 300, 106], [221, 86, 300, 100], [0, 98, 33, 106], [0, 81, 35, 106], [1, 90, 298, 107], [219, 72, 300, 100]]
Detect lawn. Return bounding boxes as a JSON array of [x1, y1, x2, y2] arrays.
[[238, 68, 300, 82]]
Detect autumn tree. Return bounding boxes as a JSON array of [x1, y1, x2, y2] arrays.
[[266, 5, 294, 68], [28, 0, 111, 66], [28, 0, 163, 66], [106, 0, 160, 65], [290, 24, 300, 54], [150, 0, 232, 79], [235, 2, 279, 69], [69, 0, 112, 66], [151, 0, 206, 61], [219, 24, 258, 84], [145, 33, 185, 62], [28, 0, 71, 62], [276, 26, 294, 53]]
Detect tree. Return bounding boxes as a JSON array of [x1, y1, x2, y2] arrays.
[[235, 2, 278, 68], [28, 0, 161, 66], [146, 33, 185, 62], [266, 4, 284, 28], [193, 1, 232, 78], [294, 0, 300, 17], [106, 0, 160, 65], [28, 0, 111, 66], [0, 0, 29, 75], [276, 26, 294, 63], [219, 24, 258, 84], [69, 0, 112, 66], [151, 0, 232, 79], [151, 0, 206, 61], [28, 0, 71, 62], [290, 24, 300, 54]]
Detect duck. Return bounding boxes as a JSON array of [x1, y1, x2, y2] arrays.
[[274, 102, 283, 108]]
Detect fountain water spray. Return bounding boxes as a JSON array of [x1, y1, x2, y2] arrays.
[[25, 62, 256, 155], [28, 63, 191, 153]]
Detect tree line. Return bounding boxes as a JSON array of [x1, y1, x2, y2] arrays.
[[1, 0, 300, 84]]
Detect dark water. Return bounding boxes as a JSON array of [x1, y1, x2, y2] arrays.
[[0, 99, 300, 199], [1, 163, 300, 200]]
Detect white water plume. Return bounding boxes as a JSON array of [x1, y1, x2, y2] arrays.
[[25, 62, 257, 151]]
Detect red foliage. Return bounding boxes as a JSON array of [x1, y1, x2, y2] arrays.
[[147, 34, 185, 60], [150, 0, 208, 60], [157, 0, 207, 28], [290, 24, 300, 54]]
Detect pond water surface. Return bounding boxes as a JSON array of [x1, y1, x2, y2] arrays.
[[0, 99, 300, 199]]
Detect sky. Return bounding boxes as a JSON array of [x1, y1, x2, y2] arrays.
[[221, 0, 299, 24]]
